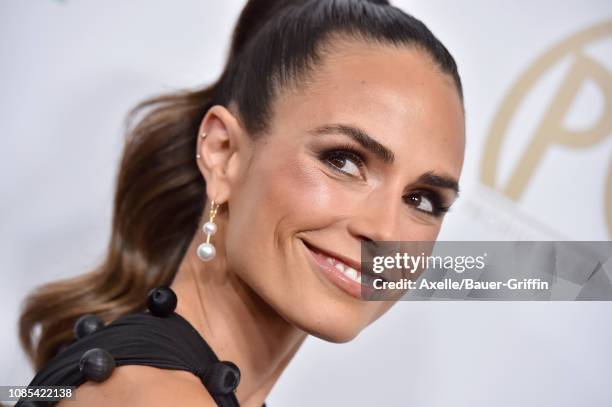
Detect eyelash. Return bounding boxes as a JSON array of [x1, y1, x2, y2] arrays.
[[403, 190, 450, 217], [318, 145, 450, 218], [318, 144, 366, 176]]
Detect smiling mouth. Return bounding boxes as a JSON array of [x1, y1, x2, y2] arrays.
[[302, 240, 361, 279], [301, 239, 378, 300]]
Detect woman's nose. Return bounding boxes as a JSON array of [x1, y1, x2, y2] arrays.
[[347, 191, 402, 242]]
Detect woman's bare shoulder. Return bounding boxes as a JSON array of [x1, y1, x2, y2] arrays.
[[57, 364, 216, 407]]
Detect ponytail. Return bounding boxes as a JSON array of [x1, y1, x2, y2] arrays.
[[19, 86, 214, 370]]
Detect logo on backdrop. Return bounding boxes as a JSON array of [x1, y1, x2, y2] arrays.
[[480, 20, 612, 237]]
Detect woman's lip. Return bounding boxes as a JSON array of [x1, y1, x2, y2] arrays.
[[301, 240, 361, 273], [302, 240, 372, 300]]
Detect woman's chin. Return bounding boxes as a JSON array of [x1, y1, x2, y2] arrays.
[[289, 305, 371, 344], [310, 326, 362, 344], [287, 295, 397, 343]]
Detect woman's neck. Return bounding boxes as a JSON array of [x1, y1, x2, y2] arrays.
[[171, 237, 307, 407]]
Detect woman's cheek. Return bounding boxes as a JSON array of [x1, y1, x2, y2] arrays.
[[223, 153, 312, 265], [281, 158, 344, 227]]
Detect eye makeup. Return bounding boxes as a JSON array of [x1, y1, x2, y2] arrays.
[[317, 143, 367, 179], [403, 189, 451, 217], [315, 142, 454, 218]]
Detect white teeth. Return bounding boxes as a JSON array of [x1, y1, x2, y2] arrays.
[[317, 249, 361, 283], [345, 267, 358, 281], [336, 263, 362, 283]]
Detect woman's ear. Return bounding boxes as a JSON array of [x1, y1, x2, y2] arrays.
[[196, 105, 249, 204]]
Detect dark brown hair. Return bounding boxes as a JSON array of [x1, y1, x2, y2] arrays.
[[19, 0, 462, 370]]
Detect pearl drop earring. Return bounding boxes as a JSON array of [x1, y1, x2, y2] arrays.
[[197, 200, 220, 261]]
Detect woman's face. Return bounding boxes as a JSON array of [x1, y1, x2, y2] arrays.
[[217, 39, 465, 342]]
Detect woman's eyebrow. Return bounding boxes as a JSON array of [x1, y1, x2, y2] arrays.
[[308, 123, 395, 164], [417, 171, 460, 195], [308, 123, 459, 195]]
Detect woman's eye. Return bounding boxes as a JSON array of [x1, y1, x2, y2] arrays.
[[320, 149, 365, 178], [406, 193, 433, 212], [404, 191, 449, 217]]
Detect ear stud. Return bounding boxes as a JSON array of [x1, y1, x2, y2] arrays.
[[196, 132, 208, 159]]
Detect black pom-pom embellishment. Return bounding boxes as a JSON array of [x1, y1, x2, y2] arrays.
[[79, 348, 116, 382], [147, 286, 177, 317], [201, 361, 241, 396], [73, 314, 105, 340]]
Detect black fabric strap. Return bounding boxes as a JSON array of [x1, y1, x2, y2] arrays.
[[17, 311, 242, 407]]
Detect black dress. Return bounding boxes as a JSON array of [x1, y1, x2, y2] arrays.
[[16, 287, 265, 407]]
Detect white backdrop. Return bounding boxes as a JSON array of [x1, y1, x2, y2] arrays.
[[1, 1, 611, 406]]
